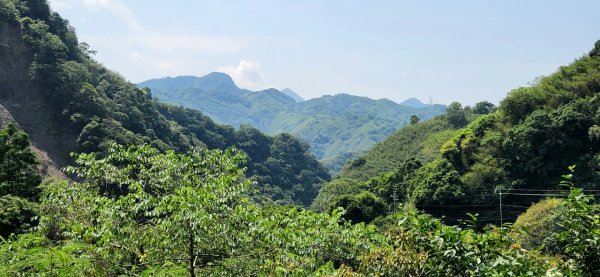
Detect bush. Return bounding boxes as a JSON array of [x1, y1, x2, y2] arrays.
[[511, 198, 564, 250], [0, 195, 37, 238]]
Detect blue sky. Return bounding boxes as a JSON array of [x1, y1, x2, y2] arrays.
[[49, 0, 600, 105]]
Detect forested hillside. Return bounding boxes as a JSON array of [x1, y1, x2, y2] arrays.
[[1, 1, 600, 276], [0, 0, 329, 205], [139, 75, 446, 172], [319, 40, 600, 226]]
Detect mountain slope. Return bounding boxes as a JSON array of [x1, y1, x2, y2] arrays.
[[321, 39, 600, 225], [139, 76, 446, 171], [0, 17, 71, 178], [281, 88, 304, 102], [0, 1, 328, 205], [337, 116, 458, 181]]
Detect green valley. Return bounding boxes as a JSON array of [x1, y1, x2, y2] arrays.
[[139, 74, 446, 172]]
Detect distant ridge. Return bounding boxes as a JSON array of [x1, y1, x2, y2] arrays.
[[281, 88, 304, 102], [139, 73, 446, 172], [140, 72, 239, 93], [399, 97, 427, 108]]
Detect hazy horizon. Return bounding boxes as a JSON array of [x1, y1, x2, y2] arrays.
[[141, 72, 438, 104], [49, 0, 600, 105]]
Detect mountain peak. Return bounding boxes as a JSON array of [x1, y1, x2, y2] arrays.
[[204, 71, 233, 80], [198, 72, 239, 91], [399, 97, 427, 108], [138, 72, 239, 93]]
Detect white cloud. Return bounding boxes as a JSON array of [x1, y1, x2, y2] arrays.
[[218, 60, 268, 91]]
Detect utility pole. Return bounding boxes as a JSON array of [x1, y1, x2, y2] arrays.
[[499, 189, 503, 226], [392, 189, 398, 214]]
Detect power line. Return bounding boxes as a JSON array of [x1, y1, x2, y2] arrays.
[[505, 188, 600, 192], [417, 204, 497, 207], [463, 188, 600, 193], [502, 204, 530, 209]]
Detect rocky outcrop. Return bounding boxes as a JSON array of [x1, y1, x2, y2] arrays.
[[0, 20, 69, 178]]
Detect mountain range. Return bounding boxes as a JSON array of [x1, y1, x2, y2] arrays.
[[139, 73, 446, 171]]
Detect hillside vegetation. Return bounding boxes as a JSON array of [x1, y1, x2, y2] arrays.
[[139, 75, 446, 172], [1, 126, 598, 276], [0, 0, 329, 205], [318, 40, 600, 227], [1, 1, 599, 276]]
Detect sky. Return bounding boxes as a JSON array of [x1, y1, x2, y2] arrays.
[[49, 0, 600, 105]]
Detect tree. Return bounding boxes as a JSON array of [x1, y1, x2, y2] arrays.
[[331, 191, 386, 223], [29, 143, 375, 275], [0, 195, 37, 238], [472, 101, 496, 115], [445, 102, 468, 128], [311, 178, 367, 212], [39, 143, 251, 275], [410, 115, 420, 125], [0, 124, 41, 199], [590, 39, 600, 57], [546, 171, 600, 277], [499, 87, 545, 125], [0, 124, 41, 237]]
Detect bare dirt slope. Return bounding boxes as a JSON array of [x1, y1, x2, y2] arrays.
[[0, 21, 73, 178]]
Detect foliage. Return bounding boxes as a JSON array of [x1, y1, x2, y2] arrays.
[[37, 144, 252, 275], [546, 171, 600, 276], [0, 123, 41, 199], [445, 102, 468, 128], [410, 114, 420, 125], [265, 133, 331, 205], [473, 101, 497, 115], [311, 178, 367, 212], [329, 210, 571, 276], [0, 233, 97, 276], [2, 2, 600, 275], [330, 191, 386, 224], [1, 144, 375, 275], [0, 123, 40, 238], [0, 143, 592, 275], [339, 116, 458, 181], [409, 159, 464, 206], [0, 195, 37, 237], [512, 198, 564, 250]]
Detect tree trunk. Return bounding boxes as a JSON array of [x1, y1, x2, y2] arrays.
[[189, 232, 195, 277]]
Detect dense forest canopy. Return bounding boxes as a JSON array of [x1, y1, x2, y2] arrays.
[[1, 132, 598, 275], [1, 0, 600, 276]]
